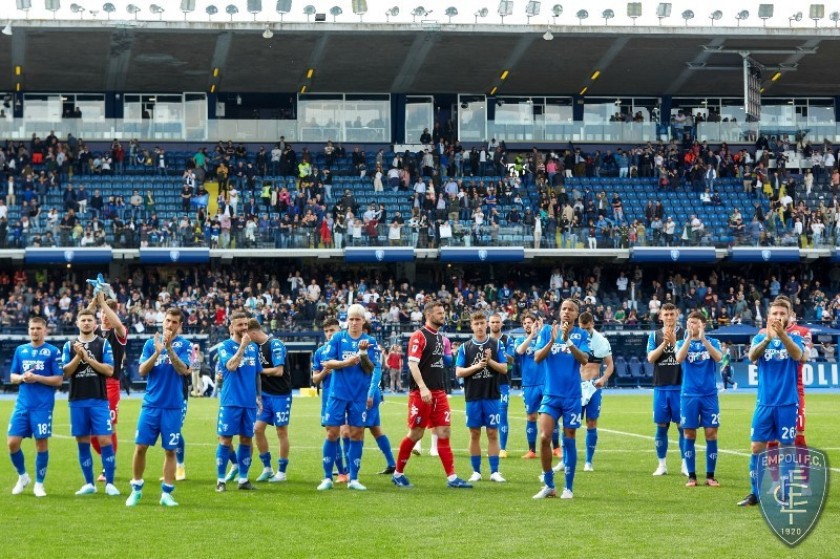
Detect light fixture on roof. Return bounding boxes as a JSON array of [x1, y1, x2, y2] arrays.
[[525, 1, 541, 23], [180, 0, 195, 20], [351, 0, 367, 20], [226, 3, 239, 21], [543, 28, 553, 40], [602, 9, 614, 25], [627, 2, 641, 25], [445, 7, 458, 23], [126, 3, 141, 19], [150, 4, 165, 20], [2, 24, 12, 36], [411, 6, 431, 22], [102, 2, 115, 19], [681, 9, 693, 24], [789, 11, 802, 26], [262, 25, 273, 38], [246, 0, 262, 20], [303, 4, 315, 21], [655, 3, 671, 24], [206, 4, 218, 19], [70, 3, 85, 18], [809, 4, 824, 27], [45, 0, 60, 18], [735, 10, 749, 26], [329, 5, 342, 21], [576, 9, 588, 24], [709, 10, 722, 25], [385, 6, 399, 21], [830, 11, 840, 27], [498, 1, 513, 23], [474, 7, 488, 22], [16, 0, 32, 17], [276, 0, 291, 21], [758, 4, 773, 26]]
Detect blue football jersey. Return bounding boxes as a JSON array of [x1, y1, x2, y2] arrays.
[[10, 343, 63, 410], [513, 334, 544, 387], [538, 325, 590, 398], [323, 330, 379, 403], [676, 338, 721, 398], [218, 338, 262, 408], [140, 335, 192, 409], [751, 332, 803, 407], [312, 343, 332, 397], [368, 344, 383, 400]]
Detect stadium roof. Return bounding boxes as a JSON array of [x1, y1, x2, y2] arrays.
[[1, 20, 838, 96]]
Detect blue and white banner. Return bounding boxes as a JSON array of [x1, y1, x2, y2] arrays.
[[631, 247, 717, 263], [139, 248, 210, 264], [732, 362, 840, 389], [439, 247, 525, 263], [25, 248, 112, 265], [344, 247, 415, 263], [730, 247, 800, 263]]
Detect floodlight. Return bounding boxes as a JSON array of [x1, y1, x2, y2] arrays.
[[526, 1, 541, 23], [45, 0, 60, 18], [627, 2, 641, 24], [180, 0, 196, 14], [543, 29, 553, 40], [681, 9, 694, 24], [758, 4, 773, 25], [329, 5, 342, 21], [126, 3, 140, 19], [276, 0, 291, 21], [411, 6, 431, 21], [789, 11, 802, 26], [385, 6, 399, 21], [810, 4, 824, 26], [352, 0, 367, 21], [226, 4, 239, 20], [551, 4, 562, 17], [206, 4, 218, 19], [709, 10, 722, 25], [474, 7, 488, 22], [102, 2, 115, 19], [246, 0, 262, 20], [150, 4, 165, 19], [656, 3, 671, 24], [445, 7, 458, 22], [830, 11, 840, 27], [735, 10, 749, 26], [576, 9, 588, 24], [70, 3, 85, 18], [602, 9, 614, 24], [498, 1, 513, 23], [303, 4, 315, 21], [16, 0, 32, 12]]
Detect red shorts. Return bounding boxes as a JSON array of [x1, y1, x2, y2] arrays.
[[408, 389, 451, 429], [106, 377, 121, 426]]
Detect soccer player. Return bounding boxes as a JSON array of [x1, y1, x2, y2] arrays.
[[412, 335, 452, 457], [361, 323, 397, 475], [647, 302, 688, 476], [457, 312, 508, 483], [7, 317, 63, 497], [392, 300, 472, 489], [126, 308, 191, 507], [86, 291, 127, 481], [532, 300, 589, 500], [675, 312, 722, 488], [316, 304, 378, 491], [62, 309, 118, 496], [248, 319, 292, 483], [311, 318, 348, 482], [215, 311, 262, 492], [514, 312, 545, 459], [488, 313, 513, 458], [738, 298, 803, 507], [578, 312, 614, 472]]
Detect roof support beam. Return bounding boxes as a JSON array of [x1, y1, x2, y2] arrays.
[[206, 31, 233, 91], [105, 29, 134, 91], [390, 33, 439, 92]]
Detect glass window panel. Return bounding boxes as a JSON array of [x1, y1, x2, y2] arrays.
[[458, 95, 486, 143], [405, 96, 433, 144]]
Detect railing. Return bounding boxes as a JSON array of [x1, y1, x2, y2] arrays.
[[3, 117, 836, 144]]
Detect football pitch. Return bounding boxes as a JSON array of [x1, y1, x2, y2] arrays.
[[2, 391, 838, 559]]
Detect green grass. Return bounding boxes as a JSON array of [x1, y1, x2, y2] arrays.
[[2, 391, 839, 559]]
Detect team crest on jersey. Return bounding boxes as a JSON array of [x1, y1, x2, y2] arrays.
[[40, 348, 51, 356], [756, 447, 829, 547]]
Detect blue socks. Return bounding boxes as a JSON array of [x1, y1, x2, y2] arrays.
[[552, 426, 560, 449], [526, 420, 537, 452], [322, 439, 338, 479], [131, 479, 145, 492], [678, 428, 686, 458], [706, 440, 718, 477], [278, 458, 289, 474], [35, 451, 48, 483], [259, 452, 272, 469], [236, 444, 252, 480], [749, 453, 759, 496], [543, 469, 555, 489], [563, 437, 577, 491], [655, 425, 669, 460], [175, 436, 185, 465], [375, 434, 395, 468], [10, 449, 25, 475], [684, 438, 696, 476], [499, 400, 509, 450], [470, 455, 481, 474], [101, 444, 115, 484], [162, 483, 174, 494], [334, 441, 347, 475], [488, 455, 500, 474], [585, 428, 598, 463], [347, 440, 364, 481], [342, 436, 351, 469], [78, 442, 94, 485], [216, 444, 231, 480]]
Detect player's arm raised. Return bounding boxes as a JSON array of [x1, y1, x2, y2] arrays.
[[138, 334, 164, 377], [62, 341, 85, 377], [748, 333, 772, 363], [167, 335, 191, 376], [225, 333, 252, 371], [776, 324, 803, 362], [534, 324, 556, 364], [97, 291, 127, 339], [562, 321, 589, 366]]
